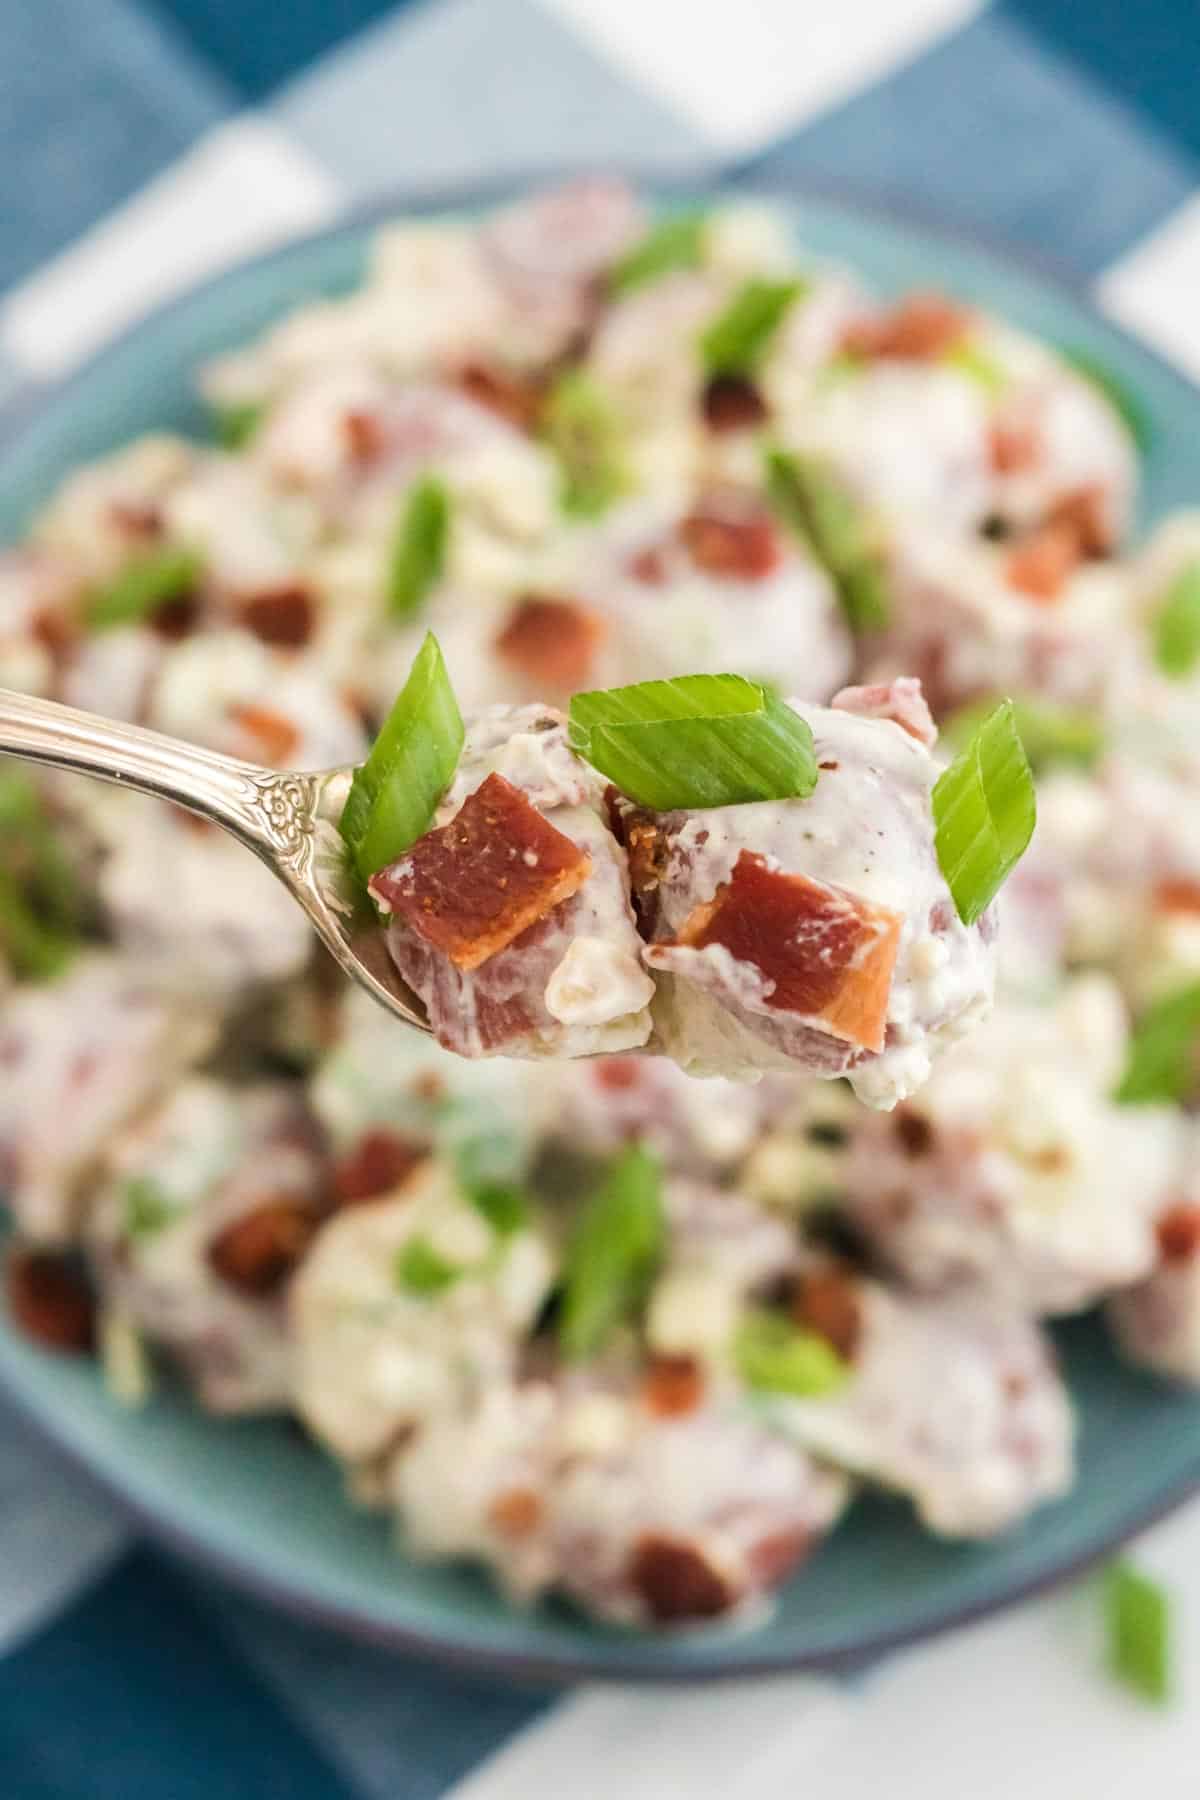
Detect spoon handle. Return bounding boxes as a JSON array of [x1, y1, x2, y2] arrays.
[[0, 687, 313, 876]]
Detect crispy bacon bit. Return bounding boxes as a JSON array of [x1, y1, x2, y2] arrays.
[[1005, 522, 1082, 602], [30, 606, 76, 662], [228, 703, 300, 766], [1156, 1203, 1200, 1265], [701, 372, 768, 433], [207, 1200, 317, 1297], [343, 409, 387, 464], [6, 1250, 95, 1354], [1048, 485, 1113, 559], [792, 1267, 862, 1361], [109, 500, 163, 540], [629, 1534, 734, 1624], [595, 1056, 640, 1091], [627, 545, 669, 585], [988, 418, 1041, 475], [1154, 878, 1200, 915], [661, 852, 902, 1053], [893, 1108, 934, 1157], [149, 593, 200, 641], [622, 810, 669, 935], [679, 501, 780, 580], [333, 1130, 427, 1206], [494, 595, 606, 691], [487, 1487, 543, 1538], [370, 773, 592, 971], [642, 1355, 705, 1417], [455, 361, 544, 432], [238, 584, 315, 649], [832, 677, 937, 747], [841, 292, 970, 361]]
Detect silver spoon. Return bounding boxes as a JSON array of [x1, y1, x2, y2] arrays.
[[0, 686, 433, 1034]]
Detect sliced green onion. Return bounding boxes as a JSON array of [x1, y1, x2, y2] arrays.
[[339, 632, 464, 883], [735, 1308, 848, 1397], [943, 695, 1104, 772], [764, 448, 890, 631], [0, 771, 85, 980], [395, 1237, 462, 1296], [214, 401, 264, 450], [1058, 346, 1150, 452], [1114, 983, 1200, 1106], [1104, 1561, 1171, 1704], [87, 546, 203, 631], [608, 212, 707, 296], [123, 1178, 179, 1243], [559, 1146, 664, 1359], [568, 673, 818, 811], [942, 340, 1008, 396], [1154, 561, 1200, 678], [468, 1182, 529, 1238], [932, 699, 1037, 926], [387, 476, 450, 619], [0, 867, 76, 981], [701, 278, 806, 378], [542, 371, 627, 519]]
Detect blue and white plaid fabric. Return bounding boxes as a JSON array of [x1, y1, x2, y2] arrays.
[[4, 3, 1200, 1792]]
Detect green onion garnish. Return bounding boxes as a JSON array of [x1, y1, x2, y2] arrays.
[[568, 673, 818, 812], [559, 1145, 664, 1360], [1114, 983, 1200, 1106], [1058, 347, 1150, 451], [942, 340, 1008, 396], [1104, 1561, 1171, 1704], [339, 631, 464, 883], [215, 401, 264, 450], [542, 371, 627, 519], [1154, 561, 1200, 679], [87, 546, 203, 631], [932, 700, 1037, 927], [123, 1178, 179, 1243], [395, 1237, 462, 1296], [735, 1308, 848, 1397], [608, 213, 707, 297], [0, 770, 85, 980], [387, 476, 450, 619], [468, 1182, 529, 1238], [701, 279, 806, 378], [764, 448, 890, 631], [943, 695, 1104, 771]]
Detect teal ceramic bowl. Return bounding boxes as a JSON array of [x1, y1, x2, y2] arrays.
[[2, 179, 1200, 1682]]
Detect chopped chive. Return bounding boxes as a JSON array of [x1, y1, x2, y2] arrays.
[[764, 447, 890, 631], [339, 631, 464, 883], [559, 1146, 664, 1359], [568, 672, 818, 811], [943, 695, 1104, 771], [1104, 1561, 1171, 1704], [1154, 561, 1200, 679], [608, 212, 707, 297], [0, 771, 85, 980], [942, 340, 1008, 396], [1115, 983, 1200, 1106], [542, 371, 628, 518], [932, 699, 1037, 926], [395, 1237, 462, 1296], [735, 1308, 848, 1398], [123, 1178, 178, 1243], [87, 546, 203, 631], [700, 278, 806, 378], [469, 1182, 529, 1237], [215, 401, 264, 450], [1058, 347, 1150, 452], [387, 476, 450, 619]]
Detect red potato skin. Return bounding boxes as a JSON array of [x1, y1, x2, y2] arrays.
[[628, 1534, 734, 1624], [207, 1200, 319, 1298]]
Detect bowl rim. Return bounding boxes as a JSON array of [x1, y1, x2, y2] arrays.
[[4, 167, 1200, 1685]]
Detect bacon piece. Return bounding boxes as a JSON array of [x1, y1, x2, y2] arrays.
[[6, 1250, 95, 1354], [988, 418, 1041, 475], [1005, 522, 1082, 602], [841, 292, 970, 361], [149, 594, 200, 641], [832, 677, 937, 747], [627, 545, 669, 585], [109, 500, 163, 541], [594, 1056, 640, 1092], [1154, 879, 1200, 916], [1156, 1203, 1200, 1265], [701, 373, 768, 432], [679, 501, 780, 580], [333, 1130, 427, 1206], [629, 1534, 734, 1623], [1048, 484, 1113, 559], [208, 1199, 317, 1297], [238, 583, 315, 649], [228, 704, 300, 766], [494, 595, 606, 691], [487, 1487, 543, 1538], [892, 1107, 935, 1156], [621, 809, 669, 935], [343, 409, 387, 464], [455, 360, 544, 433], [792, 1267, 863, 1360], [371, 773, 592, 972], [642, 1355, 705, 1417], [661, 851, 902, 1053]]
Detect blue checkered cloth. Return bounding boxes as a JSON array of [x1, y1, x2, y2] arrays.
[[3, 5, 1200, 1794]]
